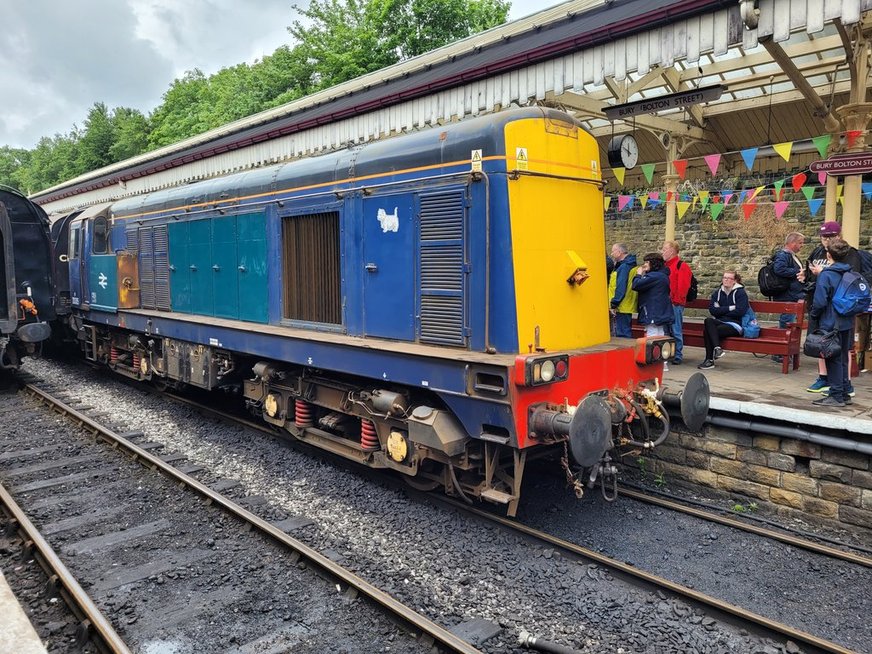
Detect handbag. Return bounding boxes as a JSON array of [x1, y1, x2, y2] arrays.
[[741, 307, 760, 339], [803, 329, 841, 359]]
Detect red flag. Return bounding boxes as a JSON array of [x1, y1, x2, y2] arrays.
[[673, 159, 688, 179], [742, 202, 756, 220], [791, 172, 807, 193], [846, 130, 863, 148], [666, 191, 674, 203]]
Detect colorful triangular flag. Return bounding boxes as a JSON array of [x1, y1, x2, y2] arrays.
[[613, 167, 626, 185], [704, 153, 721, 176], [618, 195, 633, 211], [604, 196, 612, 211], [818, 172, 827, 186], [801, 186, 815, 201], [710, 203, 725, 221], [742, 202, 756, 220], [846, 130, 863, 148], [774, 201, 789, 219], [774, 180, 785, 201], [674, 159, 688, 179], [741, 147, 758, 171], [641, 163, 656, 185], [677, 201, 691, 219], [837, 184, 844, 198], [723, 193, 733, 205], [862, 182, 872, 200], [792, 173, 807, 193], [807, 198, 824, 215], [773, 141, 793, 162], [812, 134, 831, 158], [638, 194, 649, 209]]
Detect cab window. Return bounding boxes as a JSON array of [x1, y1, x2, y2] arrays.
[[92, 216, 109, 254], [70, 224, 82, 259]]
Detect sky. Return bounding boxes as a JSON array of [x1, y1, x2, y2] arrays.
[[0, 0, 562, 150]]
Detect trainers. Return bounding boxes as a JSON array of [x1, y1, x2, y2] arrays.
[[812, 396, 845, 407], [697, 359, 715, 370], [847, 384, 856, 397], [713, 347, 725, 360], [806, 377, 830, 393], [672, 359, 683, 365], [771, 355, 783, 363]]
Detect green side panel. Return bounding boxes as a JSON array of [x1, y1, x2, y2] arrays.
[[168, 222, 191, 313], [236, 213, 268, 323], [89, 255, 118, 312], [211, 215, 239, 319]]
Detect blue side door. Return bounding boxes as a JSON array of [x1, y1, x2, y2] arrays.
[[68, 221, 83, 307], [362, 194, 416, 340]]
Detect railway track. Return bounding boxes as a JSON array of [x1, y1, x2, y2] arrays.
[[13, 360, 871, 653], [0, 380, 481, 654]]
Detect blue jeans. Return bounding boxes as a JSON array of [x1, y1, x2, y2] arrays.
[[824, 329, 852, 402], [779, 313, 796, 329], [614, 312, 633, 338], [672, 304, 685, 360]]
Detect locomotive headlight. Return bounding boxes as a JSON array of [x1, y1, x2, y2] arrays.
[[540, 360, 556, 382], [661, 341, 674, 360], [635, 336, 677, 366], [517, 355, 570, 386]]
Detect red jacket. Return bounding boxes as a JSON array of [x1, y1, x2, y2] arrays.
[[665, 256, 692, 306]]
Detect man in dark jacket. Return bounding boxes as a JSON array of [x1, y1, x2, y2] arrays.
[[810, 238, 855, 407], [609, 244, 638, 338], [631, 253, 674, 336], [770, 232, 806, 363]]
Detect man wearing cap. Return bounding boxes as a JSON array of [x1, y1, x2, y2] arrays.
[[804, 221, 862, 394]]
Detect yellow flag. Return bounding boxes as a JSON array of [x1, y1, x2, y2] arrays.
[[604, 196, 612, 211], [773, 141, 793, 162], [691, 197, 698, 211], [837, 184, 844, 198], [698, 190, 710, 203], [677, 201, 691, 219], [613, 167, 626, 185], [839, 196, 845, 207], [751, 185, 765, 199], [639, 194, 649, 209]]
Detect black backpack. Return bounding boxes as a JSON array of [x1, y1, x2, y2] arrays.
[[758, 256, 791, 298], [677, 260, 698, 302]]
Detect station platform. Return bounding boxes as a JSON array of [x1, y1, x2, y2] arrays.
[[664, 349, 872, 436], [0, 570, 48, 654]]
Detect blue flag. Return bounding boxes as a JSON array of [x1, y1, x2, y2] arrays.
[[807, 198, 824, 216], [741, 147, 758, 171]]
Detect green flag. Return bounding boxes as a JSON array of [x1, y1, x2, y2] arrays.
[[710, 203, 725, 221], [641, 163, 656, 185], [812, 134, 832, 159], [801, 186, 815, 201]]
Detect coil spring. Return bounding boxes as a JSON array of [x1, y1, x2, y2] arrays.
[[109, 346, 119, 364], [132, 352, 142, 371], [294, 400, 314, 428], [360, 419, 379, 451]]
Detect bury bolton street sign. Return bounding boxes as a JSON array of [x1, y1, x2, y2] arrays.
[[809, 152, 872, 176], [602, 85, 725, 120]]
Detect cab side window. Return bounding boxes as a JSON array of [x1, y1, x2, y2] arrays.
[[70, 225, 81, 259], [92, 217, 110, 254]]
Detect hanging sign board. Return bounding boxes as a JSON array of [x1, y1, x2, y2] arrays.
[[603, 85, 725, 120], [809, 153, 872, 176]]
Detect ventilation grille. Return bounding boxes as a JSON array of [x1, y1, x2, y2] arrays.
[[135, 224, 171, 311], [419, 191, 466, 346], [282, 212, 341, 324]]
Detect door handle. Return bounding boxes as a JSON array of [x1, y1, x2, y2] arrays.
[[365, 263, 378, 273], [169, 265, 176, 272], [212, 264, 221, 271], [238, 265, 246, 272], [190, 265, 198, 271]]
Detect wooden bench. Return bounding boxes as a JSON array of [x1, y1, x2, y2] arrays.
[[632, 298, 806, 374]]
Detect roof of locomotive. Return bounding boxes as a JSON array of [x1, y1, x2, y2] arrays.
[[110, 107, 582, 220], [0, 188, 50, 227]]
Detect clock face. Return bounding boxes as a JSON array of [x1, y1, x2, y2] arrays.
[[621, 135, 639, 169]]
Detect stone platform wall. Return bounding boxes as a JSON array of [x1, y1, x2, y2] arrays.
[[635, 424, 872, 530]]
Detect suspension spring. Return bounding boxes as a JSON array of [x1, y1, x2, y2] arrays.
[[132, 352, 142, 371], [360, 419, 379, 451], [294, 400, 314, 428], [109, 346, 119, 364]]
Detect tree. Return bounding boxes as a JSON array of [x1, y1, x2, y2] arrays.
[[0, 147, 30, 191], [109, 107, 150, 161], [76, 102, 115, 173], [147, 69, 214, 149]]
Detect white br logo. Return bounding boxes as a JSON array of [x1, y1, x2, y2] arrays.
[[376, 207, 399, 233], [98, 272, 108, 289]]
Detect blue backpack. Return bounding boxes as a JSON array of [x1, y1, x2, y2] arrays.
[[832, 271, 872, 317]]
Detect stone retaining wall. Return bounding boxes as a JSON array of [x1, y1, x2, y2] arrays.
[[635, 424, 872, 531]]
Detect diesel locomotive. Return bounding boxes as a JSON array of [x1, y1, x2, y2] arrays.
[[0, 187, 56, 369], [48, 108, 708, 514]]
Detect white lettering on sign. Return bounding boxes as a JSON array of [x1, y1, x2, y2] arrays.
[[98, 272, 108, 289], [377, 207, 399, 233]]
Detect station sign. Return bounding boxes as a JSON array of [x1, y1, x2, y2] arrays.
[[603, 85, 725, 120], [809, 152, 872, 176]]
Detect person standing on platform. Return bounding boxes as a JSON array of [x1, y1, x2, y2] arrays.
[[770, 232, 806, 363], [632, 253, 674, 373], [809, 238, 855, 407], [608, 243, 638, 338], [805, 222, 861, 395], [697, 270, 749, 370], [662, 240, 692, 365]]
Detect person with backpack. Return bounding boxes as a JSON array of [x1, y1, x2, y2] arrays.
[[769, 232, 806, 363], [662, 240, 694, 365], [608, 244, 638, 338], [804, 221, 865, 394], [809, 238, 868, 407]]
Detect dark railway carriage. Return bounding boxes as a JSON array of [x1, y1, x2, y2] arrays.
[[57, 108, 708, 513], [0, 187, 55, 368]]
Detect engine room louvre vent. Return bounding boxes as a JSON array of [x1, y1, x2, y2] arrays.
[[134, 224, 171, 311], [419, 190, 466, 346], [282, 211, 341, 324]]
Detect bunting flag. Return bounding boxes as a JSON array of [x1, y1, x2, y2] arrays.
[[649, 192, 660, 202], [742, 202, 757, 220], [837, 184, 844, 198], [839, 196, 845, 208], [863, 182, 872, 200], [818, 172, 827, 186], [691, 196, 699, 211], [807, 198, 824, 215], [618, 195, 633, 211], [641, 163, 656, 185], [801, 186, 815, 201], [773, 180, 784, 201], [723, 192, 733, 205], [613, 167, 626, 185], [677, 201, 691, 219], [638, 194, 649, 209], [604, 196, 612, 211], [792, 173, 807, 193], [704, 153, 721, 176], [846, 130, 863, 148], [751, 185, 765, 200], [774, 201, 789, 219], [738, 190, 748, 204], [773, 141, 793, 162], [673, 159, 688, 179], [710, 203, 725, 221], [698, 190, 710, 204], [741, 147, 758, 171], [812, 134, 831, 158], [666, 191, 674, 203]]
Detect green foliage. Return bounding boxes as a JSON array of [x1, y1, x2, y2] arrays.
[[4, 0, 509, 193], [731, 501, 758, 513]]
